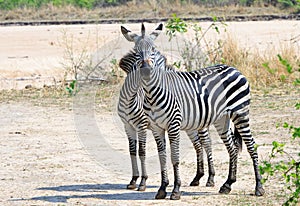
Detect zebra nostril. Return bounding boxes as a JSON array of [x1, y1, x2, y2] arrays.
[[142, 61, 150, 69], [140, 60, 151, 79]]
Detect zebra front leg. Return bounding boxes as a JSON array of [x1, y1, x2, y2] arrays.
[[186, 130, 205, 186], [169, 128, 181, 200], [137, 128, 148, 191], [200, 129, 215, 187], [125, 125, 139, 190], [152, 129, 169, 199]]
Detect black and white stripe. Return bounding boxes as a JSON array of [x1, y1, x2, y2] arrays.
[[118, 50, 215, 192], [120, 23, 265, 200]]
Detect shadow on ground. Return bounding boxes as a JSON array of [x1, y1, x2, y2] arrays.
[[10, 183, 216, 203]]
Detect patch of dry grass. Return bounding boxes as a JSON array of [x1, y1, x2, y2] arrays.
[[0, 85, 71, 106], [1, 4, 95, 21], [219, 34, 300, 89], [0, 80, 122, 112], [0, 2, 290, 22]]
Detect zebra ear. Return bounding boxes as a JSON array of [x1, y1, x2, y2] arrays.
[[150, 23, 163, 40], [141, 23, 145, 38], [121, 26, 138, 42]]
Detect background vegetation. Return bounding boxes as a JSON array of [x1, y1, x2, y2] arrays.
[[0, 0, 299, 21], [0, 0, 299, 9]]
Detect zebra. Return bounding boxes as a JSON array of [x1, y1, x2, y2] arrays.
[[120, 23, 265, 200], [117, 50, 215, 192]]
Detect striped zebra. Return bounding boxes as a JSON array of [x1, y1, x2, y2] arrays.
[[120, 23, 265, 200], [117, 50, 215, 191]]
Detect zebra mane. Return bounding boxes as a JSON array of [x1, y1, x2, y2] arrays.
[[154, 50, 176, 72]]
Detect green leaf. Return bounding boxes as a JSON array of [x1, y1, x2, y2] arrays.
[[280, 74, 287, 82], [272, 141, 285, 155], [277, 54, 293, 73], [254, 143, 259, 152], [262, 62, 276, 74], [212, 15, 218, 22], [283, 122, 290, 128], [261, 178, 267, 184], [276, 122, 281, 128], [165, 14, 188, 41], [292, 127, 300, 139], [294, 78, 300, 86], [214, 26, 220, 34]]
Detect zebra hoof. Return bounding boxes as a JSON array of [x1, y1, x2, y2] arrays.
[[155, 189, 167, 199], [206, 181, 215, 187], [170, 191, 181, 200], [127, 183, 137, 190], [127, 176, 138, 190], [219, 184, 231, 194], [189, 180, 199, 186], [138, 184, 146, 191], [255, 186, 265, 196]]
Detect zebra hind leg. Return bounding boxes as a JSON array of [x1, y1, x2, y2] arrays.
[[201, 129, 215, 187], [186, 130, 205, 186], [214, 115, 238, 194], [232, 112, 265, 196], [168, 125, 182, 200], [152, 129, 169, 199]]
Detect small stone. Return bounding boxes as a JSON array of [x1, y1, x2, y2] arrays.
[[25, 85, 32, 89]]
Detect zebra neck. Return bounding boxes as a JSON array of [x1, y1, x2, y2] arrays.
[[141, 57, 174, 95], [142, 70, 171, 101], [119, 51, 138, 74]]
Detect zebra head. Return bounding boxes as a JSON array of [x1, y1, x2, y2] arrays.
[[121, 23, 163, 80]]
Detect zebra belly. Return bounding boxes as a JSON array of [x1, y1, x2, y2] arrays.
[[179, 96, 226, 131], [145, 109, 170, 130]]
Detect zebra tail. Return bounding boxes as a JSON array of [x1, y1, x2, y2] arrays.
[[234, 126, 243, 154]]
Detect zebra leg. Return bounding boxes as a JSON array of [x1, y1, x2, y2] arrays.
[[152, 129, 169, 199], [200, 129, 215, 187], [214, 115, 238, 194], [125, 124, 139, 190], [137, 128, 148, 191], [186, 130, 205, 186], [168, 127, 181, 200], [232, 112, 265, 196]]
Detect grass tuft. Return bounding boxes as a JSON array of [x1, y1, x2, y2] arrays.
[[0, 3, 292, 22], [219, 34, 300, 89]]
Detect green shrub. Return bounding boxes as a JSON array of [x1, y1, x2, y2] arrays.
[[259, 103, 300, 205]]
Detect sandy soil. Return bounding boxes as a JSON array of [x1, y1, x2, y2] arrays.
[[0, 20, 299, 205], [0, 20, 299, 88]]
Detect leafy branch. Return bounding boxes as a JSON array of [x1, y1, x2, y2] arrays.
[[165, 14, 227, 71], [259, 104, 300, 206]]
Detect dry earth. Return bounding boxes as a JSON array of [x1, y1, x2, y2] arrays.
[[0, 20, 299, 205]]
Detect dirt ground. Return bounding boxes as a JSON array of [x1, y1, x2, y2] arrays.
[[0, 20, 299, 205]]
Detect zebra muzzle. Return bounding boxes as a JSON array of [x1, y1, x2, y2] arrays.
[[140, 61, 151, 80]]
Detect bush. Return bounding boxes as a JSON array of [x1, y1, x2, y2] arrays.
[[0, 0, 299, 10], [259, 105, 300, 205]]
